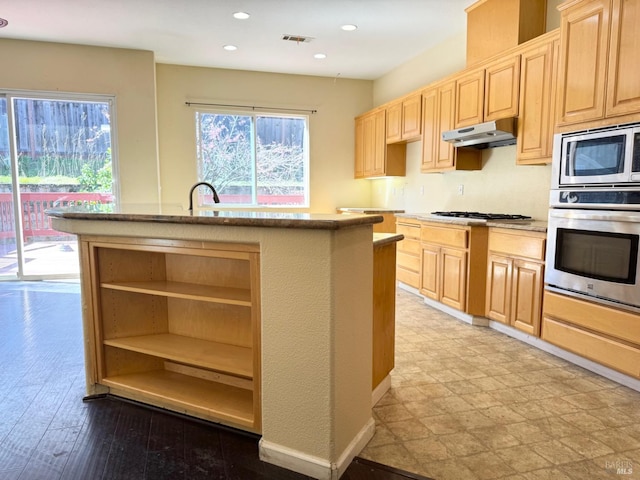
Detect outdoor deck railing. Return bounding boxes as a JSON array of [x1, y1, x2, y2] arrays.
[[0, 192, 113, 240]]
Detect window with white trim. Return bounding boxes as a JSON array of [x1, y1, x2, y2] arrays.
[[195, 110, 309, 207]]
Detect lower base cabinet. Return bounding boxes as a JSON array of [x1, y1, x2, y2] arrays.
[[81, 236, 262, 433], [485, 229, 545, 336], [542, 291, 640, 379]]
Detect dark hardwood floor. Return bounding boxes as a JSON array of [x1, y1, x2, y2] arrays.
[[0, 281, 432, 480]]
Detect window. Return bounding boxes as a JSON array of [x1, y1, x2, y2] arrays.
[[195, 111, 309, 206]]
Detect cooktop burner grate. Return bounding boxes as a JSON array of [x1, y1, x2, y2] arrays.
[[431, 211, 532, 220]]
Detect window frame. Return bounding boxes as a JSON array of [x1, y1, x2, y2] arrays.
[[195, 108, 310, 208]]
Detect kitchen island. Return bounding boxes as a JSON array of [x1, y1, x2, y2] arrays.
[[47, 204, 390, 480]]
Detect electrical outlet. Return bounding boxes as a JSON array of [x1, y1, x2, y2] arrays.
[[420, 186, 425, 196], [457, 184, 464, 196]]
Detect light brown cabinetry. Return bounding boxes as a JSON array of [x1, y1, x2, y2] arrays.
[[82, 236, 262, 432], [396, 218, 421, 289], [486, 229, 545, 336], [557, 0, 640, 129], [465, 0, 547, 66], [386, 92, 422, 143], [542, 291, 640, 378], [421, 81, 482, 172], [420, 222, 488, 315], [354, 108, 406, 178], [516, 31, 560, 165], [455, 55, 520, 128], [373, 238, 398, 390]]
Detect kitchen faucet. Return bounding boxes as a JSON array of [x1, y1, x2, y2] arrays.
[[188, 181, 220, 211]]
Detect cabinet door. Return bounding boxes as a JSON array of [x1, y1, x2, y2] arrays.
[[455, 69, 484, 128], [402, 93, 422, 140], [373, 109, 387, 176], [386, 101, 402, 143], [421, 88, 437, 172], [606, 0, 640, 117], [420, 244, 440, 300], [436, 81, 456, 169], [511, 260, 544, 336], [486, 254, 512, 324], [354, 117, 365, 178], [516, 39, 555, 164], [440, 247, 467, 311], [557, 0, 610, 126], [484, 55, 520, 121], [361, 113, 376, 176]]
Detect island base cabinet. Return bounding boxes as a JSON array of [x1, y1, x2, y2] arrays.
[[82, 236, 262, 433]]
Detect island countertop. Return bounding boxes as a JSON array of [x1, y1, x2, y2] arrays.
[[46, 203, 383, 230]]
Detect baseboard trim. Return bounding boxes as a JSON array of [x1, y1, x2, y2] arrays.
[[372, 374, 391, 406], [422, 296, 489, 326], [401, 286, 640, 394], [488, 320, 640, 393], [259, 417, 375, 480]]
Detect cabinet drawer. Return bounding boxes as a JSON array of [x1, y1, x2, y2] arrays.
[[543, 291, 640, 346], [421, 225, 468, 248], [398, 237, 421, 256], [397, 223, 421, 239], [489, 230, 546, 260], [397, 267, 420, 289], [542, 317, 640, 378], [397, 251, 420, 272]]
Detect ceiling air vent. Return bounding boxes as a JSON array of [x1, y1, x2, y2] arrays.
[[282, 34, 314, 43]]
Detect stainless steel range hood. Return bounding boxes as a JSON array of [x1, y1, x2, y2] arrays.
[[442, 118, 517, 149]]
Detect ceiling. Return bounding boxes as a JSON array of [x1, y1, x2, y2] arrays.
[[0, 0, 474, 80]]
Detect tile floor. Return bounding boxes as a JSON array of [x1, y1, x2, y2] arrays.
[[360, 288, 640, 480]]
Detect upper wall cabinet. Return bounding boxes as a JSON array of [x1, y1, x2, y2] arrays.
[[516, 30, 560, 165], [386, 92, 422, 143], [466, 0, 547, 66], [454, 55, 521, 128], [557, 0, 640, 130], [421, 81, 481, 173], [355, 108, 406, 179]]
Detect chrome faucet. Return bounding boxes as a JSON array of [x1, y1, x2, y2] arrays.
[[188, 181, 220, 211]]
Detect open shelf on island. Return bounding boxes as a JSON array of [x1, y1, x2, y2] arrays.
[[101, 281, 252, 306], [86, 237, 262, 432], [104, 333, 253, 378], [102, 369, 255, 429]]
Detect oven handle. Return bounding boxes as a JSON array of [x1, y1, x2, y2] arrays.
[[549, 208, 640, 223]]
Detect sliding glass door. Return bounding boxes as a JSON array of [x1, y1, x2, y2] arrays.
[[0, 93, 116, 280]]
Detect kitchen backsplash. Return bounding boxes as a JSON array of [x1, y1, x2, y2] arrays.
[[371, 143, 552, 221]]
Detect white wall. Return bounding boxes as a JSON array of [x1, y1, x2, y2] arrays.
[[0, 39, 161, 204], [369, 0, 563, 221], [155, 64, 373, 212]]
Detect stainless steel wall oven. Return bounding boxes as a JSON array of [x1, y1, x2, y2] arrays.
[[546, 122, 640, 313]]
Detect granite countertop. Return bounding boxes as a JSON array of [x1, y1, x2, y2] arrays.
[[395, 213, 547, 232], [46, 204, 383, 231], [373, 232, 404, 247], [338, 207, 406, 214]]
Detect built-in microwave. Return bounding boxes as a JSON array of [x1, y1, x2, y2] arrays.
[[551, 122, 640, 188]]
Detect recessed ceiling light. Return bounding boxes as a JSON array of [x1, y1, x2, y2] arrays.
[[314, 53, 327, 59], [0, 18, 8, 28], [233, 11, 250, 20], [341, 24, 357, 31], [223, 45, 238, 51]]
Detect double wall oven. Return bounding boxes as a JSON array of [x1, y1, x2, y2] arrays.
[[545, 122, 640, 313]]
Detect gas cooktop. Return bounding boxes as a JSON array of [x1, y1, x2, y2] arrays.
[[431, 211, 532, 220]]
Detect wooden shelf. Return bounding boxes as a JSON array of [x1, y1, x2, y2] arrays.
[[102, 370, 255, 429], [101, 281, 252, 306], [104, 334, 253, 378]]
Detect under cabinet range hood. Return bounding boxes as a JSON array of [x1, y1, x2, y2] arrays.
[[442, 118, 517, 149]]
